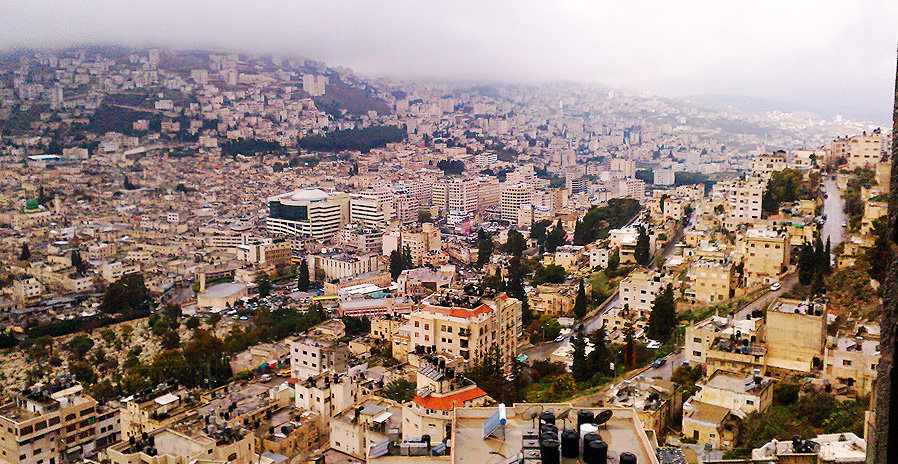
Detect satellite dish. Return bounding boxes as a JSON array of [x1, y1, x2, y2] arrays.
[[593, 410, 613, 426]]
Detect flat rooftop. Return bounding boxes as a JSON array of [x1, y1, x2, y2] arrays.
[[452, 404, 660, 464]]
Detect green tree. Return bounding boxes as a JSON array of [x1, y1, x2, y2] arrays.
[[573, 279, 588, 319], [255, 272, 272, 298], [647, 284, 676, 343], [634, 226, 651, 266], [381, 378, 416, 403], [208, 312, 222, 328], [607, 248, 620, 271], [570, 333, 588, 381], [417, 210, 432, 224], [545, 220, 566, 253], [67, 334, 94, 358], [504, 229, 526, 258], [71, 250, 87, 274], [161, 330, 180, 350], [477, 229, 494, 266], [533, 264, 566, 285], [185, 317, 200, 330], [389, 249, 406, 280], [19, 243, 31, 261], [297, 259, 310, 291], [530, 219, 552, 242], [68, 361, 96, 384], [483, 268, 505, 293], [99, 273, 149, 314]]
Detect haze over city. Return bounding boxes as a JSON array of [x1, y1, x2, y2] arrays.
[[1, 1, 896, 120], [0, 2, 895, 464]]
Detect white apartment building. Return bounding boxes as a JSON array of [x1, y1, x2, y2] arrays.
[[310, 252, 380, 282], [619, 269, 666, 316], [349, 195, 387, 228], [501, 182, 534, 223], [290, 337, 350, 380], [408, 292, 522, 372], [724, 178, 764, 230]]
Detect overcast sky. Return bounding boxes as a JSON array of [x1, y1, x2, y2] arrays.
[[1, 1, 896, 121]]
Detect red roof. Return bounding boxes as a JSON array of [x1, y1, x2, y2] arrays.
[[424, 303, 494, 319], [412, 387, 488, 411]]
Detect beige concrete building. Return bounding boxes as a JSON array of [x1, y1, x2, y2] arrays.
[[693, 370, 774, 415], [107, 426, 255, 464], [765, 299, 826, 376], [685, 316, 763, 365], [723, 178, 764, 231], [743, 227, 790, 287], [309, 251, 380, 282], [686, 260, 735, 304], [823, 336, 879, 396], [409, 291, 522, 372], [289, 337, 350, 380], [402, 359, 490, 442], [500, 182, 533, 223], [682, 401, 739, 450], [0, 377, 100, 464], [527, 284, 576, 318], [605, 377, 683, 435], [619, 269, 667, 316]]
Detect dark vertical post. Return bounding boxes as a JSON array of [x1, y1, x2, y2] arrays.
[[868, 45, 898, 464]]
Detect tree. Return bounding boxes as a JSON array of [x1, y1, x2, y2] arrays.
[[163, 303, 182, 320], [99, 273, 149, 314], [381, 378, 416, 403], [255, 272, 272, 298], [389, 249, 410, 280], [483, 268, 505, 293], [532, 264, 566, 285], [531, 220, 552, 242], [647, 284, 676, 344], [574, 279, 588, 319], [571, 333, 588, 381], [68, 361, 96, 385], [417, 210, 432, 224], [161, 330, 180, 350], [185, 317, 200, 330], [635, 226, 651, 266], [208, 312, 222, 328], [71, 250, 87, 274], [477, 229, 494, 266], [466, 345, 509, 403], [504, 229, 526, 258], [545, 220, 566, 253], [19, 243, 31, 261], [607, 248, 620, 271], [297, 259, 310, 291], [66, 334, 94, 358]]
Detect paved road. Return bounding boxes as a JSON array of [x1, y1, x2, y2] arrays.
[[734, 271, 799, 320], [641, 350, 685, 380], [821, 179, 846, 247]]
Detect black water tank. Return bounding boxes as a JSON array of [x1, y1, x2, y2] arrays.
[[619, 452, 637, 464], [541, 423, 559, 437], [539, 438, 560, 464], [585, 439, 608, 464], [540, 432, 558, 444], [560, 429, 579, 458], [539, 411, 556, 425], [577, 410, 595, 429], [582, 432, 602, 450]]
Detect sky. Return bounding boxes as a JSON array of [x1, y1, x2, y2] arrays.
[[0, 1, 896, 121]]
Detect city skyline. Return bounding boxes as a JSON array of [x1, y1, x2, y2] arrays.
[[0, 1, 895, 121]]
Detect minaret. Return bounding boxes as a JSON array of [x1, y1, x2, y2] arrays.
[[199, 266, 206, 293]]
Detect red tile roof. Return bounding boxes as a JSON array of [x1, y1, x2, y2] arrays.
[[412, 387, 489, 411]]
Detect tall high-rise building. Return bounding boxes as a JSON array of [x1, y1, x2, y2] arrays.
[[501, 182, 534, 222]]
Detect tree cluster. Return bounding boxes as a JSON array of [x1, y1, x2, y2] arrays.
[[99, 273, 150, 314], [297, 125, 405, 153], [436, 158, 466, 175], [634, 226, 651, 266], [572, 199, 641, 246], [389, 247, 414, 280], [476, 229, 494, 266]]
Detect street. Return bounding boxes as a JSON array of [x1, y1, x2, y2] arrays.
[[821, 178, 846, 247], [734, 271, 799, 320]]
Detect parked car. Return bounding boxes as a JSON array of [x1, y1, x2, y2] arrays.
[[842, 221, 848, 227], [651, 358, 667, 368], [259, 374, 272, 382], [646, 340, 662, 349], [770, 282, 781, 291]]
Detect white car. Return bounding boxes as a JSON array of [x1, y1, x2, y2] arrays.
[[841, 221, 847, 227], [770, 282, 781, 291], [646, 340, 662, 349]]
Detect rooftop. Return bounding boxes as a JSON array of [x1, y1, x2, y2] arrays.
[[452, 404, 660, 464]]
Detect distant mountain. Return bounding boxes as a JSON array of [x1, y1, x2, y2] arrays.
[[684, 94, 819, 117]]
